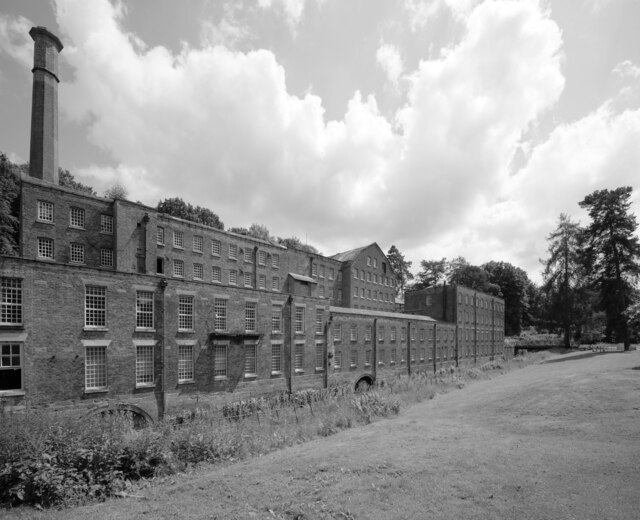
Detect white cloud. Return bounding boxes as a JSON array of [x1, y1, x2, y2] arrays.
[[257, 0, 311, 34], [376, 43, 404, 88], [613, 60, 640, 80], [0, 14, 34, 71]]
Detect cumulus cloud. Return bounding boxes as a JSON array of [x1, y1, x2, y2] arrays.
[[613, 60, 640, 80], [376, 43, 404, 88]]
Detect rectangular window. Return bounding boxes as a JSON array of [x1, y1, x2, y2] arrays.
[[272, 253, 280, 268], [157, 227, 165, 245], [315, 308, 323, 334], [271, 343, 282, 374], [361, 288, 365, 298], [258, 250, 266, 266], [350, 350, 357, 367], [334, 350, 342, 369], [229, 270, 237, 285], [311, 263, 318, 277], [373, 258, 378, 268], [401, 328, 406, 342], [354, 287, 358, 298], [271, 305, 282, 333], [401, 349, 406, 363], [390, 349, 396, 365], [193, 263, 203, 280], [100, 214, 113, 234], [212, 239, 221, 256], [212, 265, 222, 283], [258, 274, 266, 290], [367, 272, 371, 282], [420, 328, 425, 341], [315, 342, 323, 370], [350, 325, 357, 341], [390, 326, 396, 341], [244, 248, 253, 263], [173, 259, 184, 278], [85, 286, 106, 328], [420, 348, 425, 362], [0, 343, 22, 390], [244, 343, 257, 377], [70, 207, 85, 229], [294, 342, 304, 372], [365, 350, 372, 366], [136, 291, 154, 329], [178, 345, 194, 382], [319, 285, 325, 298], [272, 277, 279, 291], [319, 265, 325, 279], [193, 235, 203, 253], [37, 237, 53, 259], [295, 306, 305, 333], [378, 349, 385, 365], [37, 200, 54, 222], [173, 231, 184, 248], [411, 348, 416, 362], [214, 298, 227, 331], [378, 326, 385, 343], [178, 295, 194, 331], [244, 272, 252, 287], [365, 325, 372, 342], [245, 301, 257, 332], [214, 344, 227, 378], [1, 278, 22, 325], [100, 248, 113, 268], [329, 268, 334, 280], [136, 345, 154, 386], [353, 268, 358, 279], [85, 346, 106, 390], [333, 324, 342, 342], [367, 256, 371, 266]]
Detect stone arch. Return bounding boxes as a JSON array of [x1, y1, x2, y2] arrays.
[[88, 403, 154, 429], [354, 374, 374, 392]]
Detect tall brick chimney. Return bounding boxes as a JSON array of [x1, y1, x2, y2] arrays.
[[29, 26, 63, 184]]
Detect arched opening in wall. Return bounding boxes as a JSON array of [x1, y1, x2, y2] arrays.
[[355, 375, 374, 392], [88, 404, 154, 430]]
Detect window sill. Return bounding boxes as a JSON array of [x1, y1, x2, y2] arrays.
[[0, 390, 25, 397], [244, 374, 257, 380], [0, 324, 24, 330], [69, 226, 86, 231], [294, 369, 304, 374], [192, 250, 203, 255], [173, 246, 184, 251], [178, 379, 195, 385], [315, 368, 324, 373], [84, 327, 108, 332], [270, 371, 282, 378], [84, 388, 108, 394], [135, 328, 156, 333], [350, 364, 357, 368], [135, 383, 155, 389], [157, 243, 165, 247], [177, 329, 195, 334]]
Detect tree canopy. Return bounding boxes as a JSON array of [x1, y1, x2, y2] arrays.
[[276, 236, 320, 254], [59, 168, 96, 196], [387, 245, 413, 296], [0, 153, 21, 255], [157, 197, 224, 230]]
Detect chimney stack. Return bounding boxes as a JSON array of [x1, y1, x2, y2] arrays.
[[28, 26, 63, 184]]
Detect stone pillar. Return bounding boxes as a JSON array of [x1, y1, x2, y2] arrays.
[[29, 26, 63, 184]]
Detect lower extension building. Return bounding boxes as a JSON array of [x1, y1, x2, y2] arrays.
[[0, 26, 504, 423]]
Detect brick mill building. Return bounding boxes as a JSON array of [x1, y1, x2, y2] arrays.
[[0, 27, 504, 422]]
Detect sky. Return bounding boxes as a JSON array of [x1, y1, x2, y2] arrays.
[[1, 0, 639, 284]]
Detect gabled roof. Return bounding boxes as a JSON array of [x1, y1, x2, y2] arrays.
[[331, 243, 374, 263]]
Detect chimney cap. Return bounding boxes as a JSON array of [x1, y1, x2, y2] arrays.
[[29, 26, 63, 52]]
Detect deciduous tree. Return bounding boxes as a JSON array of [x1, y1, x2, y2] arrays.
[[413, 258, 447, 290], [483, 260, 531, 336], [387, 245, 413, 296], [157, 197, 224, 230]]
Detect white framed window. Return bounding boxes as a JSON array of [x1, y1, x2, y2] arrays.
[[334, 350, 342, 369], [0, 343, 22, 391], [378, 349, 385, 366], [401, 348, 406, 363], [214, 298, 227, 331], [411, 348, 416, 362], [37, 237, 53, 259], [211, 239, 221, 256], [373, 258, 378, 268], [315, 308, 323, 334], [360, 271, 364, 281], [350, 350, 357, 367], [271, 305, 282, 333], [173, 231, 184, 249], [70, 207, 85, 229], [361, 288, 365, 298], [373, 274, 378, 285], [367, 272, 371, 282], [214, 344, 227, 379], [272, 253, 280, 268], [37, 200, 53, 222], [178, 295, 194, 331], [271, 342, 282, 374], [136, 345, 154, 386], [420, 348, 425, 362], [244, 343, 257, 377], [378, 326, 385, 343], [272, 277, 279, 291], [390, 326, 396, 342], [390, 349, 396, 365], [100, 248, 114, 268], [294, 342, 304, 372], [365, 325, 372, 342], [367, 256, 371, 266], [295, 306, 305, 333], [85, 346, 107, 390], [136, 291, 154, 329], [245, 301, 257, 332], [229, 270, 237, 285], [173, 259, 184, 278], [315, 341, 324, 370], [1, 278, 22, 325], [333, 324, 342, 342], [193, 263, 203, 280], [70, 242, 84, 264], [258, 274, 266, 290], [365, 350, 372, 366], [157, 227, 165, 245], [244, 248, 253, 263], [258, 250, 266, 266], [100, 214, 113, 234], [353, 268, 358, 279], [350, 325, 357, 341], [244, 272, 252, 288], [212, 265, 222, 283], [178, 345, 194, 382], [193, 235, 203, 253], [85, 286, 106, 328]]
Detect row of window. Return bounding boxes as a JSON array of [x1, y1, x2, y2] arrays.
[[36, 238, 114, 267], [353, 286, 394, 303], [457, 292, 504, 312], [458, 311, 497, 325], [353, 268, 395, 288], [37, 201, 113, 234], [332, 323, 454, 343]]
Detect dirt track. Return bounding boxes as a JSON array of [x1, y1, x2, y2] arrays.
[[12, 351, 640, 519]]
